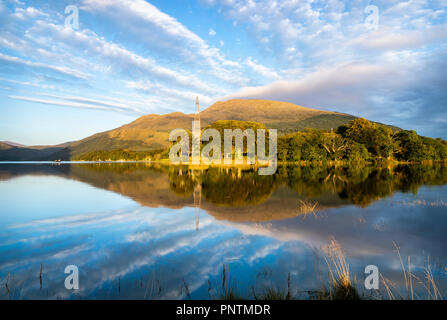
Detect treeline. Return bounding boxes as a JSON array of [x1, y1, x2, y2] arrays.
[[278, 118, 447, 163], [165, 164, 447, 207], [75, 149, 164, 161], [204, 120, 268, 154], [75, 118, 447, 163]]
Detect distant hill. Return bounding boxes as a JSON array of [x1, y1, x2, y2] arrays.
[[200, 99, 359, 134], [1, 141, 27, 148], [0, 99, 395, 161], [201, 99, 335, 123], [0, 142, 70, 161]]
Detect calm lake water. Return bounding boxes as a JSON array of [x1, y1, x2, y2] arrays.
[[0, 163, 446, 299]]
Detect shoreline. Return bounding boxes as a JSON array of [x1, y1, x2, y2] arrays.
[[1, 159, 447, 166]]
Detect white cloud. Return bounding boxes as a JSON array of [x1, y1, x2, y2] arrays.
[[80, 0, 247, 86], [223, 53, 447, 138], [125, 80, 214, 106], [208, 0, 447, 66], [12, 6, 48, 20], [8, 0, 24, 5], [1, 0, 446, 140], [8, 90, 151, 114], [223, 61, 412, 119], [0, 2, 241, 116], [245, 57, 280, 80], [0, 77, 55, 89], [9, 95, 115, 112], [35, 92, 143, 113], [351, 26, 447, 51], [28, 21, 219, 94], [0, 52, 90, 79]]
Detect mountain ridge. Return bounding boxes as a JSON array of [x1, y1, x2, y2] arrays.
[[0, 99, 393, 161]]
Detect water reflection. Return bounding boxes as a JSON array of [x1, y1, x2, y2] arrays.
[[4, 163, 446, 216], [0, 163, 446, 299]]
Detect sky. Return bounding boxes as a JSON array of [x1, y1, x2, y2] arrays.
[[0, 0, 446, 145]]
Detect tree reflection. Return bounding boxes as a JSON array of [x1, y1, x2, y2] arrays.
[[3, 162, 445, 211]]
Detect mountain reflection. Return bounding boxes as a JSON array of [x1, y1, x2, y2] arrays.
[[1, 163, 447, 222], [0, 163, 447, 299]]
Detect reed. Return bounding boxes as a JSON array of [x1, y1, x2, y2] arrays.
[[320, 237, 360, 300], [39, 264, 43, 290], [5, 273, 9, 295], [209, 263, 241, 300], [297, 200, 318, 217], [3, 241, 445, 301], [252, 272, 293, 300], [379, 242, 444, 300], [143, 272, 163, 300], [182, 278, 191, 300]]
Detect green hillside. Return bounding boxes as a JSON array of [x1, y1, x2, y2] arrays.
[[61, 99, 359, 160], [0, 99, 399, 161], [266, 114, 357, 134], [0, 142, 68, 161]]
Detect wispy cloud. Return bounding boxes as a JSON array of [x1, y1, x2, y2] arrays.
[[0, 77, 55, 89], [36, 92, 143, 113], [125, 80, 214, 106], [8, 95, 141, 113], [28, 21, 218, 94], [0, 52, 90, 79], [224, 55, 447, 137], [80, 0, 247, 85], [245, 57, 280, 81], [0, 0, 447, 142]]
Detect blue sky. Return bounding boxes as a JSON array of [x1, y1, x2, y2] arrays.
[[0, 0, 446, 145]]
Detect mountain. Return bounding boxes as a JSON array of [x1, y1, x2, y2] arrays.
[[198, 99, 361, 135], [0, 142, 71, 161], [0, 99, 380, 161], [56, 99, 358, 160], [1, 141, 27, 148]]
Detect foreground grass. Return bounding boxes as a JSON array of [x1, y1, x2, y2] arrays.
[[202, 238, 444, 301], [2, 239, 445, 300]]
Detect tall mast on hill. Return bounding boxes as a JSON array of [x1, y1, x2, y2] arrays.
[[192, 96, 201, 164], [192, 98, 201, 229], [195, 96, 200, 121]]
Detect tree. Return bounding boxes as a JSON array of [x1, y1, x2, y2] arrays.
[[344, 142, 370, 162], [321, 129, 347, 161], [374, 126, 396, 159], [394, 130, 424, 161], [344, 118, 395, 159], [288, 134, 305, 161]]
